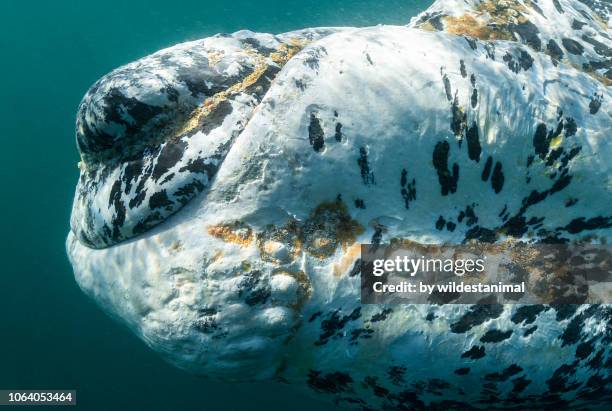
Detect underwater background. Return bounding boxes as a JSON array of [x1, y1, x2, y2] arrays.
[[0, 1, 432, 409]]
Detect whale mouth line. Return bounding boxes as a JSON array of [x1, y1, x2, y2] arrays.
[[70, 32, 314, 249]]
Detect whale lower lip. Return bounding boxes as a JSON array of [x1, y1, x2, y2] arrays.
[[70, 29, 339, 249]]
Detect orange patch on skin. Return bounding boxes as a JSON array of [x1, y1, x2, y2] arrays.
[[208, 221, 254, 246], [333, 243, 362, 277], [442, 14, 513, 41]]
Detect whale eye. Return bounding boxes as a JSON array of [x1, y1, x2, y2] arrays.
[[71, 32, 308, 248]]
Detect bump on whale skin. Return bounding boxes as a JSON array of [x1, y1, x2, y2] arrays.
[[68, 0, 611, 409]]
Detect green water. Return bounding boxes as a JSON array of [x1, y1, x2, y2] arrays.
[[0, 1, 432, 409]]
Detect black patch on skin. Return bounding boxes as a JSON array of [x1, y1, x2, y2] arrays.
[[480, 329, 513, 343], [400, 169, 416, 209], [426, 379, 451, 394], [451, 95, 467, 137], [586, 350, 605, 371], [159, 172, 175, 185], [533, 123, 550, 159], [428, 14, 445, 30], [463, 206, 476, 225], [388, 366, 407, 385], [464, 226, 497, 243], [503, 53, 521, 73], [237, 270, 271, 306], [240, 37, 275, 54], [308, 311, 322, 322], [149, 190, 173, 210], [128, 160, 154, 209], [471, 88, 478, 108], [357, 147, 375, 185], [524, 325, 537, 337], [559, 305, 598, 347], [547, 39, 564, 64], [509, 21, 542, 51], [307, 370, 353, 394], [465, 37, 478, 50], [461, 345, 486, 359], [432, 141, 459, 195], [354, 199, 366, 209], [455, 368, 470, 375], [484, 43, 496, 60], [581, 35, 612, 57], [465, 122, 481, 162], [491, 162, 504, 194], [458, 205, 478, 226], [451, 300, 504, 333], [563, 117, 577, 136], [446, 221, 456, 232], [426, 312, 436, 321], [122, 158, 145, 194], [511, 305, 548, 325], [316, 308, 362, 345], [152, 140, 188, 181], [460, 60, 467, 78], [362, 376, 390, 397], [546, 148, 564, 166], [485, 364, 522, 382], [561, 216, 612, 234], [197, 99, 233, 135], [78, 87, 164, 158], [500, 141, 578, 237], [512, 376, 532, 393], [442, 74, 452, 101], [371, 308, 393, 322], [365, 53, 374, 65], [565, 197, 578, 207], [308, 113, 325, 152], [109, 179, 126, 241], [553, 304, 579, 321], [503, 50, 534, 73], [436, 216, 446, 230], [128, 186, 146, 209], [132, 210, 162, 236], [481, 156, 493, 181], [576, 340, 596, 363], [584, 59, 612, 76], [179, 157, 217, 176], [174, 180, 204, 204], [572, 19, 587, 30], [546, 362, 581, 393], [553, 0, 564, 13], [302, 46, 327, 71], [519, 50, 534, 70], [294, 79, 306, 91], [371, 226, 383, 246], [530, 1, 545, 16], [334, 123, 343, 142], [589, 94, 602, 114], [194, 307, 219, 334], [562, 38, 585, 55], [162, 85, 179, 102]]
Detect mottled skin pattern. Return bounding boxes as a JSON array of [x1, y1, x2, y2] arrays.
[[71, 29, 339, 248], [67, 1, 611, 409]]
